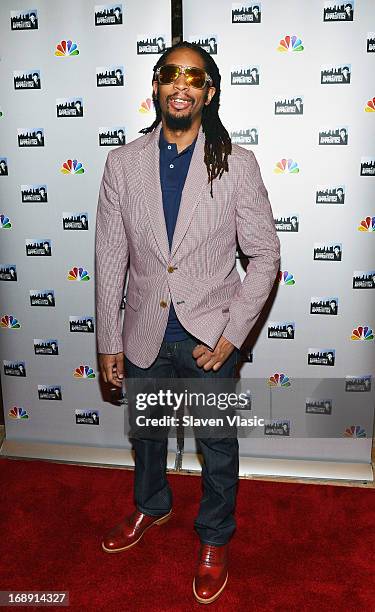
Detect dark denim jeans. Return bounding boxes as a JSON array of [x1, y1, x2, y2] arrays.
[[124, 334, 240, 545]]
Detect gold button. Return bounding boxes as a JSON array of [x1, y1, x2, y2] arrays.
[[160, 300, 168, 308], [167, 266, 175, 273]]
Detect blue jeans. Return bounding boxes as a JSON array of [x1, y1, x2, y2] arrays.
[[124, 334, 240, 545]]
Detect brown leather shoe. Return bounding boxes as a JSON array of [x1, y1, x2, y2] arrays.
[[102, 508, 172, 553], [193, 543, 228, 604]]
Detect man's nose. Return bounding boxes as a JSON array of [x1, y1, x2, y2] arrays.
[[173, 74, 190, 90]]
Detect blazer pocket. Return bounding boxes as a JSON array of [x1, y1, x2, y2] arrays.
[[125, 288, 142, 311]]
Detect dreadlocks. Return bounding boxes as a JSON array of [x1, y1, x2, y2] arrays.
[[139, 41, 232, 198]]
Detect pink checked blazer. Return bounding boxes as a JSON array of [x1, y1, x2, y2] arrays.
[[95, 122, 280, 368]]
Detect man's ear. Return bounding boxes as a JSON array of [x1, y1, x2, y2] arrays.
[[205, 86, 216, 105], [152, 80, 158, 98]]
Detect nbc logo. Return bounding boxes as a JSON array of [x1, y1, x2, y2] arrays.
[[365, 97, 375, 112], [344, 426, 366, 438], [67, 267, 90, 281], [73, 365, 96, 379], [55, 40, 79, 56], [350, 326, 374, 341], [60, 159, 84, 174], [274, 159, 299, 174], [8, 407, 29, 419], [357, 216, 375, 232], [0, 315, 20, 329], [139, 98, 153, 114], [0, 215, 12, 229], [278, 271, 295, 285], [277, 35, 304, 52], [268, 373, 291, 387]]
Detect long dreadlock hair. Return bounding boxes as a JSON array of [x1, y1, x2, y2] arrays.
[[139, 41, 232, 198]]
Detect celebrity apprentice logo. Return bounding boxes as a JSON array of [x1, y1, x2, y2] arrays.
[[319, 127, 348, 145], [0, 158, 8, 176], [0, 315, 21, 329], [367, 33, 375, 53], [345, 375, 371, 392], [307, 349, 335, 366], [231, 66, 259, 85], [8, 407, 29, 420], [30, 290, 55, 307], [316, 185, 345, 204], [73, 365, 96, 379], [0, 215, 12, 229], [75, 410, 99, 425], [95, 4, 122, 26], [360, 157, 375, 176], [21, 184, 47, 202], [137, 36, 167, 54], [264, 420, 290, 436], [274, 215, 299, 232], [0, 265, 17, 281], [3, 361, 26, 377], [14, 69, 41, 89], [321, 64, 351, 84], [267, 322, 295, 339], [98, 127, 126, 146], [38, 385, 62, 400], [352, 271, 375, 289], [26, 239, 51, 256], [34, 339, 59, 355], [230, 129, 258, 144], [274, 97, 303, 114], [232, 3, 261, 23], [18, 128, 44, 147], [344, 425, 366, 438], [323, 1, 354, 21], [69, 316, 94, 333], [62, 212, 89, 230], [11, 9, 38, 30], [96, 66, 124, 86], [56, 98, 83, 117], [305, 399, 332, 415], [351, 326, 374, 341], [313, 243, 342, 261], [188, 35, 217, 55], [278, 271, 295, 285], [310, 297, 338, 315]]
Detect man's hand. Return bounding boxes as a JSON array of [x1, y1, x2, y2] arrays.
[[192, 336, 235, 372], [98, 352, 125, 387]]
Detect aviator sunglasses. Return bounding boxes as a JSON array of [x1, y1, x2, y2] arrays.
[[155, 64, 213, 90]]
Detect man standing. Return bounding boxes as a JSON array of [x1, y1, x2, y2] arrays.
[[95, 41, 280, 604]]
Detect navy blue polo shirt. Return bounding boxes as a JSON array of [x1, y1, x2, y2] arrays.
[[159, 127, 197, 341]]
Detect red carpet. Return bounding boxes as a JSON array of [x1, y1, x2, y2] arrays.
[[0, 457, 374, 611]]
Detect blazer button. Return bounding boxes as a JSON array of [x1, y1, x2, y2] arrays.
[[167, 266, 175, 273], [160, 300, 168, 308]]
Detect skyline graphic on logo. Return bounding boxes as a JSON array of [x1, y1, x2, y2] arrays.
[[9, 406, 29, 419], [73, 365, 96, 379], [344, 425, 366, 438], [278, 271, 295, 285], [60, 159, 84, 174], [351, 326, 374, 341], [67, 267, 90, 281], [268, 373, 291, 387], [365, 97, 375, 112], [274, 158, 299, 174], [277, 35, 304, 52], [357, 216, 375, 232], [0, 215, 12, 229], [1, 315, 21, 329], [139, 98, 153, 113], [55, 40, 79, 56]]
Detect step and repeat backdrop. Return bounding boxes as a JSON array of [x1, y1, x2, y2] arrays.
[[0, 0, 374, 468]]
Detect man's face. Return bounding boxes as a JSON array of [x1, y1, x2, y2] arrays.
[[116, 70, 121, 79], [152, 48, 216, 132], [340, 130, 346, 139]]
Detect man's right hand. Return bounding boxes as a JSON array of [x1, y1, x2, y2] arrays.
[[98, 352, 125, 388]]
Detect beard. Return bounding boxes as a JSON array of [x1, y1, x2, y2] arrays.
[[154, 87, 208, 132]]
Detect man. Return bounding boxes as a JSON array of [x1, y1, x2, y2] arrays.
[[95, 41, 280, 604]]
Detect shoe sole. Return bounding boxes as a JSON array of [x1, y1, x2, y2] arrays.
[[192, 572, 228, 604], [101, 509, 172, 553]]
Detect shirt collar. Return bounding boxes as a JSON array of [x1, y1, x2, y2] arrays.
[[159, 125, 198, 154]]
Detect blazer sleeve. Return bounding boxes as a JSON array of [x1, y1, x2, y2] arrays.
[[95, 150, 129, 354], [222, 150, 281, 349]]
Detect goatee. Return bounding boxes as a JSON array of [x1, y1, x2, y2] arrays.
[[164, 109, 193, 132]]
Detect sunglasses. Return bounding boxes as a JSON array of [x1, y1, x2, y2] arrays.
[[155, 64, 213, 89]]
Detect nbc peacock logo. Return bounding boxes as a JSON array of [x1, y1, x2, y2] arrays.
[[344, 425, 366, 438], [278, 271, 295, 285], [274, 158, 299, 174], [277, 35, 304, 52], [139, 98, 153, 114], [357, 216, 375, 232], [350, 326, 374, 341], [67, 267, 90, 281], [9, 406, 29, 419], [55, 40, 79, 56], [268, 373, 291, 387], [0, 215, 12, 229], [73, 364, 96, 379], [60, 159, 84, 174], [365, 97, 375, 112], [1, 315, 21, 329]]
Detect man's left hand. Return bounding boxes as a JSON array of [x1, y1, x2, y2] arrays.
[[192, 336, 235, 371]]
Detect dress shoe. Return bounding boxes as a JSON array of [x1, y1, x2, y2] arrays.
[[193, 543, 228, 604], [102, 508, 172, 553]]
